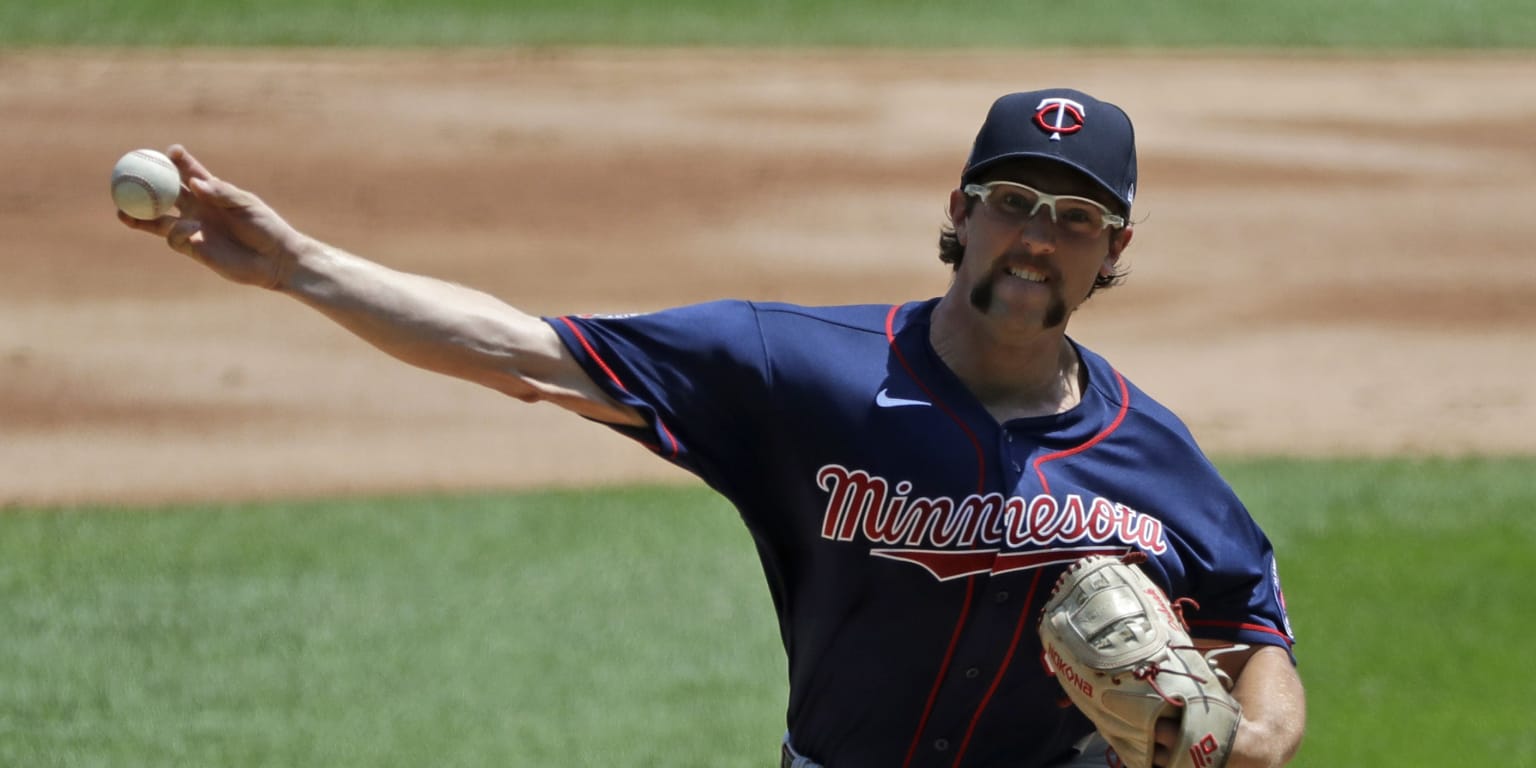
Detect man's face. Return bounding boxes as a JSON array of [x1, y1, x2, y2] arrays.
[[948, 160, 1132, 331]]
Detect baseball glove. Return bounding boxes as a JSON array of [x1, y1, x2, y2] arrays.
[[1039, 554, 1244, 768]]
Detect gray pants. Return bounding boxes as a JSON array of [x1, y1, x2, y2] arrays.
[[781, 732, 1114, 767]]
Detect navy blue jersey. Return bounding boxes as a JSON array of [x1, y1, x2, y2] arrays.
[[549, 298, 1294, 768]]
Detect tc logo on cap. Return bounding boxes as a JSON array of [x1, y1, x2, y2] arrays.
[[1033, 98, 1085, 141]]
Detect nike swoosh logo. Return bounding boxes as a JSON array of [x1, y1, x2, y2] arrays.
[[875, 388, 931, 408]]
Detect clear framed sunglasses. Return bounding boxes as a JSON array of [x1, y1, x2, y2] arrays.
[[962, 181, 1127, 236]]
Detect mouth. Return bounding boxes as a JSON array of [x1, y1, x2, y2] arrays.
[[1004, 266, 1048, 283]]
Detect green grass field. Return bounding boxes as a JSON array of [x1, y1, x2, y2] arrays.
[[4, 458, 1535, 766], [7, 0, 1536, 47]]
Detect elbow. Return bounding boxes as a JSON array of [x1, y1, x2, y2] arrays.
[[1231, 715, 1307, 768], [484, 374, 549, 404], [428, 357, 546, 403], [481, 370, 579, 408], [1225, 645, 1307, 768], [506, 388, 545, 404], [1232, 683, 1307, 767]]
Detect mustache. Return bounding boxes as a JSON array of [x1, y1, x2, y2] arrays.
[[969, 279, 994, 313], [968, 257, 1070, 329]]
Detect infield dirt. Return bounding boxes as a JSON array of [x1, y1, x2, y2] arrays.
[[3, 50, 1533, 506]]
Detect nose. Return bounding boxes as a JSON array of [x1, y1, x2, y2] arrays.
[[1018, 206, 1057, 250]]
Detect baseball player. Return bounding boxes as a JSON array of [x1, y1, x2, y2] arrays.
[[119, 88, 1305, 768]]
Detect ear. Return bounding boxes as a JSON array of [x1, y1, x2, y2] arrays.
[[1102, 225, 1133, 277], [948, 188, 970, 245]]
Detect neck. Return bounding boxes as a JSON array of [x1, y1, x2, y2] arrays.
[[929, 292, 1084, 421]]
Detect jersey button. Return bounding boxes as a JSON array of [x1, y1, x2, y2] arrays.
[[964, 667, 981, 679], [995, 590, 1010, 603], [933, 738, 950, 752]]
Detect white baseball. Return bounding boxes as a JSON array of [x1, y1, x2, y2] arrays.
[[111, 149, 182, 220]]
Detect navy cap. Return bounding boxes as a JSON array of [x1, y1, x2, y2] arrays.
[[961, 88, 1138, 213]]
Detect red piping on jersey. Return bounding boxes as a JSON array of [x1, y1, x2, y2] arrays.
[[953, 367, 1131, 764], [1031, 367, 1131, 494], [901, 575, 975, 768], [887, 304, 990, 768], [557, 316, 680, 459], [949, 568, 1045, 768], [884, 304, 987, 491], [1190, 619, 1295, 646]]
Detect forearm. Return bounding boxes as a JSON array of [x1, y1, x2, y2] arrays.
[[1226, 646, 1307, 768], [118, 145, 639, 425], [277, 240, 565, 399]]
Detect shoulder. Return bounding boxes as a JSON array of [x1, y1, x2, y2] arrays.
[[749, 300, 924, 335], [1072, 344, 1251, 521], [1075, 341, 1200, 443], [580, 300, 908, 331], [551, 299, 926, 369], [1072, 342, 1230, 484]]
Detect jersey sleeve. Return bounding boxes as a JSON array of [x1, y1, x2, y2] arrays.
[[1129, 451, 1298, 657], [1168, 503, 1297, 656], [546, 300, 771, 491], [1093, 378, 1298, 657]]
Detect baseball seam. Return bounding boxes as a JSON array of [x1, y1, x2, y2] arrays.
[[115, 176, 165, 218], [136, 149, 178, 173]]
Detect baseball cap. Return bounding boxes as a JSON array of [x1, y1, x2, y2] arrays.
[[961, 88, 1138, 214]]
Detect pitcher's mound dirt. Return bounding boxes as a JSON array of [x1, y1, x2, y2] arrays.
[[3, 50, 1532, 506]]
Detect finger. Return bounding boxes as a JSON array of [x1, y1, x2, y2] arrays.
[[1151, 718, 1179, 768], [167, 144, 214, 184], [168, 147, 267, 213], [174, 182, 197, 215], [168, 145, 234, 213], [187, 174, 264, 212], [165, 217, 204, 256], [168, 145, 214, 215], [118, 209, 178, 237]]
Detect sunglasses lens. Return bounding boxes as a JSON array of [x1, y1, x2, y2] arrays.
[[1053, 198, 1108, 235], [985, 185, 1041, 220]]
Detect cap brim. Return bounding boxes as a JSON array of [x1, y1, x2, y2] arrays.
[[963, 152, 1130, 213]]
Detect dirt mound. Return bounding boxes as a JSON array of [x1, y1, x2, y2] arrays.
[[3, 50, 1532, 505]]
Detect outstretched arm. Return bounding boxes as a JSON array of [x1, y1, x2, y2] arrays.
[[118, 145, 644, 428]]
